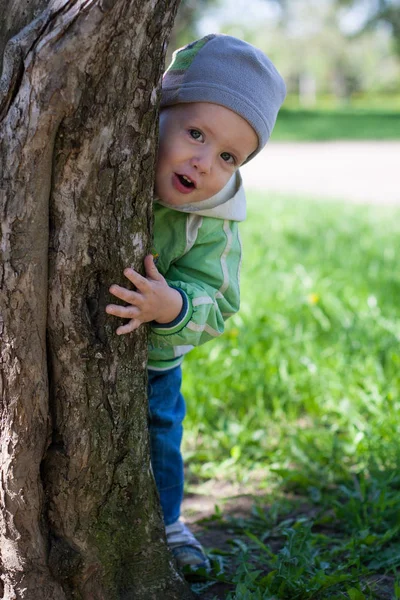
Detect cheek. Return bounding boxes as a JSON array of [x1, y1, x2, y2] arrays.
[[157, 136, 184, 171], [156, 136, 169, 168], [210, 169, 233, 194], [154, 155, 164, 192], [154, 146, 169, 195]]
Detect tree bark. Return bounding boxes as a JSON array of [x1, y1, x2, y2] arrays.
[[0, 0, 192, 597]]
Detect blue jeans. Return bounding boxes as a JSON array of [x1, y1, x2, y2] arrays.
[[148, 366, 186, 526]]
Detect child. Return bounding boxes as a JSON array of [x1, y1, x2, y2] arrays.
[[106, 34, 286, 570]]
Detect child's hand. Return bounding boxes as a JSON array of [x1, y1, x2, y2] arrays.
[[106, 255, 183, 335]]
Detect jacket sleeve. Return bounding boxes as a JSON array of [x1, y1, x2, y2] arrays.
[[149, 218, 241, 349]]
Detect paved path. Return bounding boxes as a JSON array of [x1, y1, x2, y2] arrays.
[[240, 141, 400, 205]]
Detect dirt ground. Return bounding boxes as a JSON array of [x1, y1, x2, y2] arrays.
[[182, 480, 262, 599]]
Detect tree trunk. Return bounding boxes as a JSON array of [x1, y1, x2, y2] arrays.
[[0, 0, 193, 598]]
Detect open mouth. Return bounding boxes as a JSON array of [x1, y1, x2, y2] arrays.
[[177, 174, 195, 189]]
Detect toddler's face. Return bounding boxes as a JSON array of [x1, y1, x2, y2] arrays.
[[155, 102, 258, 207]]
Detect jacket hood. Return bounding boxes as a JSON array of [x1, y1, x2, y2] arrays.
[[155, 171, 246, 222]]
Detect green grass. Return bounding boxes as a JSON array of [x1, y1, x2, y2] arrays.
[[182, 192, 400, 598], [270, 107, 400, 141], [202, 483, 400, 599], [283, 94, 400, 112]]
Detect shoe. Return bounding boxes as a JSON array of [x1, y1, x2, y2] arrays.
[[166, 519, 211, 572]]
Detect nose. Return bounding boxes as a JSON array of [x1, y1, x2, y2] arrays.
[[190, 150, 212, 174]]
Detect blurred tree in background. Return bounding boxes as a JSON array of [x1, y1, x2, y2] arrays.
[[337, 0, 400, 55], [170, 0, 400, 107], [167, 0, 215, 61]]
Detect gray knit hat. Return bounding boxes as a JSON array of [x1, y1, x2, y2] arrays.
[[161, 34, 286, 160]]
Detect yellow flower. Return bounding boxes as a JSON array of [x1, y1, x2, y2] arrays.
[[307, 293, 320, 305]]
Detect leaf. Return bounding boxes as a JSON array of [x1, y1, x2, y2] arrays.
[[245, 530, 276, 558], [368, 545, 400, 569], [347, 587, 366, 600]]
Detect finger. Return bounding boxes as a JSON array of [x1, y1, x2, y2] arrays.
[[123, 268, 149, 291], [116, 319, 141, 335], [144, 254, 163, 281], [108, 284, 142, 305], [105, 304, 140, 319]]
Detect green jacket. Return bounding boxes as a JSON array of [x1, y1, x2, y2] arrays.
[[148, 172, 246, 371]]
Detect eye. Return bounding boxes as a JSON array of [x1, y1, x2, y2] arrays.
[[189, 129, 203, 141], [221, 152, 235, 164]]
